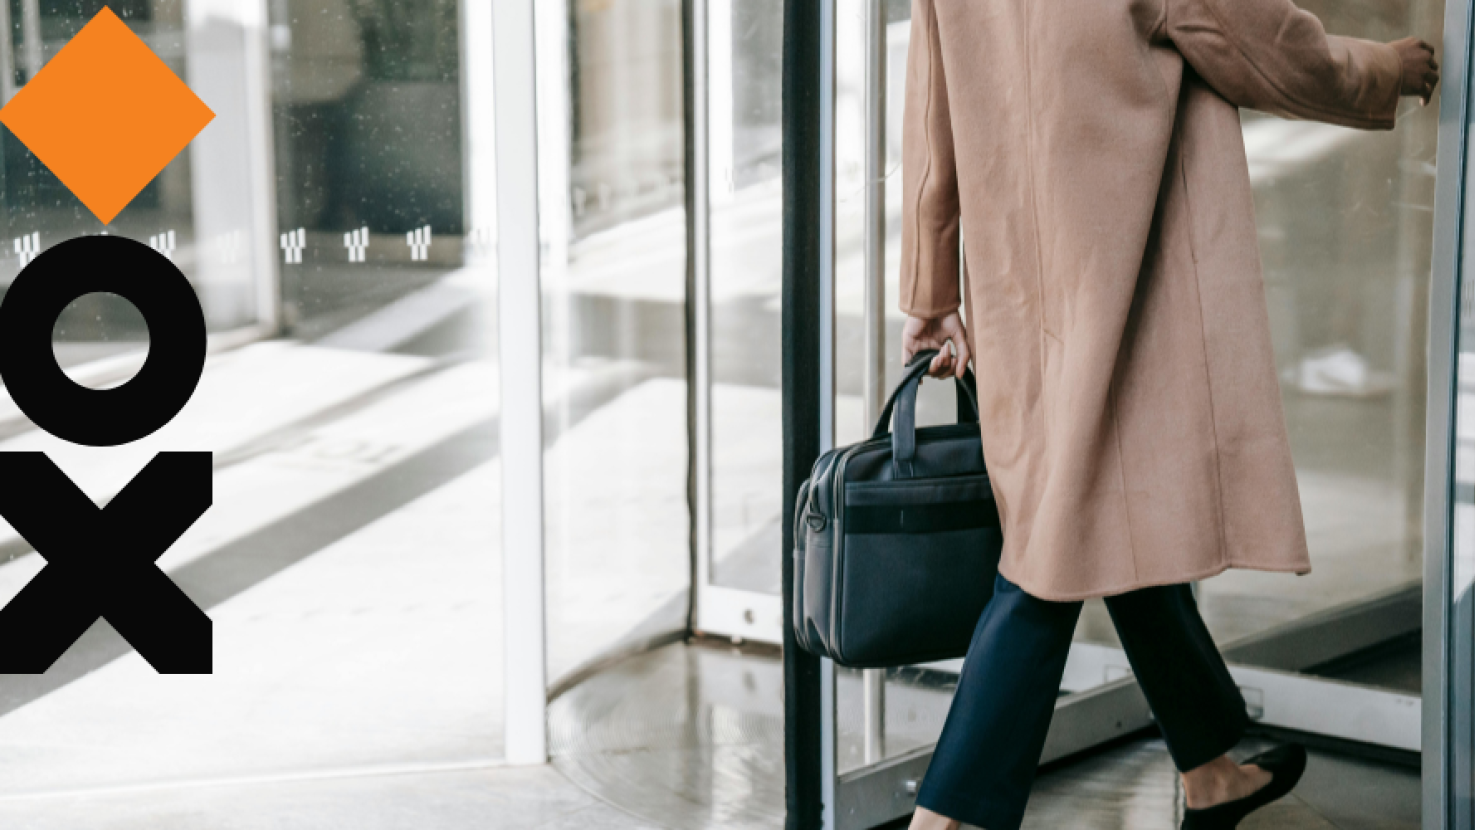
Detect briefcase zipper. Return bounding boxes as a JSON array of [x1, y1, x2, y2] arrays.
[[826, 431, 951, 656], [848, 472, 991, 492], [828, 441, 872, 655]]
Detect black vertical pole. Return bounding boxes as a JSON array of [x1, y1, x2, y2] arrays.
[[681, 0, 700, 636], [782, 1, 823, 828]]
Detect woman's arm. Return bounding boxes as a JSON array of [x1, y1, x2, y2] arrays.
[[900, 0, 960, 321], [899, 0, 970, 379], [1165, 0, 1434, 129]]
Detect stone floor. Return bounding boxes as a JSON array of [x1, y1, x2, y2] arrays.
[[0, 763, 653, 830], [550, 642, 1419, 830], [0, 725, 1414, 829]]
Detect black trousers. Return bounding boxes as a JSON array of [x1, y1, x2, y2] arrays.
[[915, 573, 1248, 830]]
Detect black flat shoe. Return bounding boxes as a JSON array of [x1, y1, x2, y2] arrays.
[[1181, 743, 1308, 830]]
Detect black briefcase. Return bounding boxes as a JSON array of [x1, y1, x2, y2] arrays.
[[792, 349, 1002, 668]]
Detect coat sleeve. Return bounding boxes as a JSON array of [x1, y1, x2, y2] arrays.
[[1164, 0, 1403, 130], [899, 0, 960, 319]]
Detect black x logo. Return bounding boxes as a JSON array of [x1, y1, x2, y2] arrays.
[[0, 452, 211, 673]]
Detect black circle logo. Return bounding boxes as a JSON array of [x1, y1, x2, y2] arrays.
[[0, 235, 206, 446]]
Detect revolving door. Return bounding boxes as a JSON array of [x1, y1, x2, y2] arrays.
[[776, 0, 1474, 828]]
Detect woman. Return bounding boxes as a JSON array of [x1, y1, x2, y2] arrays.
[[898, 1, 1439, 828]]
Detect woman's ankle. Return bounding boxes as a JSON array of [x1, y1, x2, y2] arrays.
[[909, 806, 962, 830], [1181, 754, 1270, 810]]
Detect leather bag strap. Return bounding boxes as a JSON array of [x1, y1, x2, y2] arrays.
[[870, 349, 979, 478], [870, 350, 978, 440]]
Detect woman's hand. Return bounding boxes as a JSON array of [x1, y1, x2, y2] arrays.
[[902, 311, 972, 380], [1391, 37, 1439, 105]]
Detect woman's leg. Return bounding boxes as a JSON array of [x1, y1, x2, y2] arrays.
[[1103, 584, 1271, 808], [911, 574, 1083, 830]]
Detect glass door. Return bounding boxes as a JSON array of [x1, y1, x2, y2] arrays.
[[788, 0, 1464, 827], [0, 0, 511, 798], [691, 0, 787, 643], [814, 6, 1168, 825], [1061, 0, 1449, 759]]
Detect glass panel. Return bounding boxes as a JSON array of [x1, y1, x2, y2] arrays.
[[1047, 3, 1442, 689], [272, 0, 465, 336], [541, 0, 690, 689], [835, 0, 1446, 775], [708, 0, 785, 594], [3, 1, 260, 341], [1451, 194, 1475, 830], [834, 0, 969, 773], [0, 0, 505, 797], [1446, 16, 1475, 823], [1176, 1, 1442, 670]]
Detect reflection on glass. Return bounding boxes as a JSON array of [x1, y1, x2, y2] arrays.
[[1447, 26, 1475, 824], [709, 0, 786, 593], [1002, 1, 1446, 662], [1449, 309, 1475, 830], [271, 0, 464, 337], [1, 3, 257, 344], [1187, 2, 1442, 655], [835, 664, 955, 774], [0, 0, 506, 794], [541, 0, 690, 689]]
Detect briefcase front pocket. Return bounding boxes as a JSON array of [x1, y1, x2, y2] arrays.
[[832, 476, 1002, 667]]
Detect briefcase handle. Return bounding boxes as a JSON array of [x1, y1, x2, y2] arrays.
[[872, 349, 979, 478]]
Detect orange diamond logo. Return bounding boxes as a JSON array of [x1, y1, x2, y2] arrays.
[[0, 7, 213, 224]]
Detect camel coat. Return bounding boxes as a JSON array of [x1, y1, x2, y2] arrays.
[[900, 0, 1404, 600]]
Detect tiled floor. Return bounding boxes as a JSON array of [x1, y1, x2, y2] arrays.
[[1023, 738, 1418, 830], [0, 764, 658, 830], [551, 642, 1420, 830], [0, 647, 1415, 830], [0, 724, 1416, 830]]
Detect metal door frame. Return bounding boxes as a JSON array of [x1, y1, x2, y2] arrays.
[[1426, 0, 1475, 827], [490, 0, 550, 766]]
